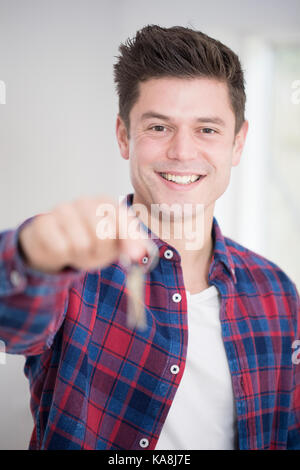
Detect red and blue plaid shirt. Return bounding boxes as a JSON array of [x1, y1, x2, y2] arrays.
[[0, 193, 299, 450]]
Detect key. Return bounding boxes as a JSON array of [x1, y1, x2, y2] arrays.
[[122, 243, 159, 331], [126, 263, 146, 330]]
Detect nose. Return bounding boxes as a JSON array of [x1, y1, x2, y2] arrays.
[[166, 128, 198, 161]]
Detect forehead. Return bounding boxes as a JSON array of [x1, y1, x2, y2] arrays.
[[131, 77, 234, 121]]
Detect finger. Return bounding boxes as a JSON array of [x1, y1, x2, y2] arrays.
[[54, 203, 92, 257], [31, 214, 72, 270]]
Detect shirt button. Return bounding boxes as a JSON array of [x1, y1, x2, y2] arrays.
[[10, 270, 22, 287], [139, 438, 149, 448], [170, 364, 180, 375], [142, 256, 148, 264], [164, 249, 173, 260], [172, 293, 182, 303]]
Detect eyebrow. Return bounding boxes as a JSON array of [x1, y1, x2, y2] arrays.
[[140, 112, 226, 127]]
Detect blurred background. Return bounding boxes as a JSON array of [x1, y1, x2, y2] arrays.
[[0, 0, 299, 450]]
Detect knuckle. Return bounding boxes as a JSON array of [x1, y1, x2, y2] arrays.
[[33, 215, 51, 240], [72, 238, 92, 255], [74, 196, 92, 209], [54, 242, 70, 259], [53, 202, 71, 217]]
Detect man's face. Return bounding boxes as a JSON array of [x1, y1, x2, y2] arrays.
[[116, 77, 248, 216]]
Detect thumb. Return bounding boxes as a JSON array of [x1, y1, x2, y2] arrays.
[[119, 237, 149, 265]]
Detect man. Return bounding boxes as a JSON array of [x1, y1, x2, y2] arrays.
[[0, 25, 299, 450]]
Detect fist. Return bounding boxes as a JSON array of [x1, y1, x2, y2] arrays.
[[18, 195, 155, 274]]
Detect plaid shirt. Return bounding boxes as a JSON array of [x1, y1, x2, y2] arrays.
[[0, 193, 299, 450]]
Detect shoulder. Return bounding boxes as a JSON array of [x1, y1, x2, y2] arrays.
[[224, 235, 299, 313]]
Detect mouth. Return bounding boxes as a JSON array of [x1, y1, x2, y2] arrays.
[[156, 172, 206, 190]]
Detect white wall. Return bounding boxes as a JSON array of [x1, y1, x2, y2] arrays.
[[0, 0, 299, 449]]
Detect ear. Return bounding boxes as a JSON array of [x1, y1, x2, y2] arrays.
[[231, 120, 249, 167], [116, 115, 130, 160]]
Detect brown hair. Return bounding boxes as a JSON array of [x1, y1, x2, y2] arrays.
[[114, 25, 246, 136]]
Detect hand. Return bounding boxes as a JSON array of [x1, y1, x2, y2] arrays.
[[18, 195, 155, 274]]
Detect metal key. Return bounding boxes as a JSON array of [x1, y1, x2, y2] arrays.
[[122, 243, 159, 331], [126, 263, 146, 330]]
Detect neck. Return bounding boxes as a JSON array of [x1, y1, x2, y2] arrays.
[[131, 193, 215, 285]]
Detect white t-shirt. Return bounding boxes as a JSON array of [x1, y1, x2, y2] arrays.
[[155, 285, 238, 450]]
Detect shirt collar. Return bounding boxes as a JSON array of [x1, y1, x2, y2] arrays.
[[122, 193, 236, 284], [210, 215, 237, 283]]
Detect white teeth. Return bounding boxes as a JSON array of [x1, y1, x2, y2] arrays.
[[160, 173, 201, 184]]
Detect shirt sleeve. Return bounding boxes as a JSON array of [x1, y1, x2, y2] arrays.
[[0, 215, 86, 356], [287, 283, 300, 449]]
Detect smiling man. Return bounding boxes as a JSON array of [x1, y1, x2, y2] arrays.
[[0, 25, 299, 450], [116, 74, 248, 294]]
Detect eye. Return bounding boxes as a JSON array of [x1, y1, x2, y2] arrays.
[[150, 125, 167, 132], [200, 128, 216, 134]]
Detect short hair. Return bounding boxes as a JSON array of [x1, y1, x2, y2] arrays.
[[113, 24, 246, 136]]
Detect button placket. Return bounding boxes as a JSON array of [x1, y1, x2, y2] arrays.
[[172, 293, 182, 303], [139, 437, 149, 448], [10, 270, 22, 287], [164, 249, 173, 260], [170, 364, 180, 375]]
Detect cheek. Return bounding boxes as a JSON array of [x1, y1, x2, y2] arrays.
[[210, 140, 234, 167], [130, 137, 162, 166], [209, 146, 234, 184], [213, 152, 233, 192]]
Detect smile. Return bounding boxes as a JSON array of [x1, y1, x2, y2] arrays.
[[159, 173, 201, 184], [158, 172, 206, 184]]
